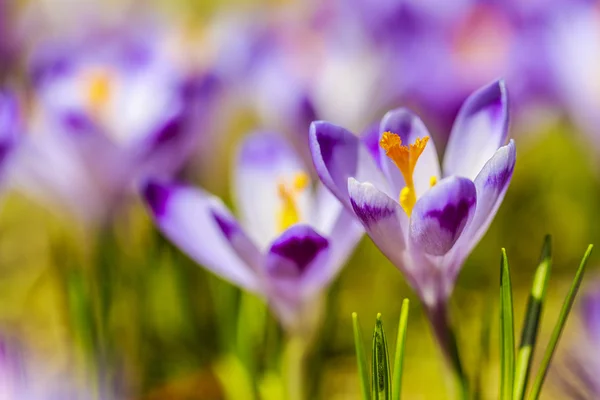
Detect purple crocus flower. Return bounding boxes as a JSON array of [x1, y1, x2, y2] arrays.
[[309, 80, 515, 348], [12, 26, 215, 223], [143, 132, 363, 332]]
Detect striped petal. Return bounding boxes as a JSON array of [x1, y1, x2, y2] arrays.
[[410, 176, 476, 256], [309, 121, 388, 211], [443, 80, 509, 180], [143, 180, 262, 292]]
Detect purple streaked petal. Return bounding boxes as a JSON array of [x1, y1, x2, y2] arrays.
[[379, 108, 441, 200], [309, 121, 388, 211], [462, 140, 516, 251], [582, 288, 600, 344], [348, 178, 408, 265], [143, 180, 262, 292], [234, 132, 308, 249], [410, 176, 476, 256], [264, 225, 330, 327], [443, 80, 509, 180]]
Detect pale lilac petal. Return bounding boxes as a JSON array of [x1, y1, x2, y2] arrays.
[[0, 91, 20, 176], [582, 288, 600, 344], [465, 140, 516, 248], [443, 80, 509, 180], [143, 180, 262, 292], [312, 186, 364, 289], [410, 177, 476, 256], [234, 132, 309, 249], [309, 121, 388, 210], [360, 122, 382, 168], [348, 178, 408, 267], [379, 108, 441, 200], [264, 225, 330, 327]]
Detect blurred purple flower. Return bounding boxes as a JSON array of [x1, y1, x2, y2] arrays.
[[143, 132, 363, 332], [12, 27, 217, 223], [0, 336, 96, 400], [550, 3, 600, 151], [309, 80, 515, 335], [0, 91, 20, 184]]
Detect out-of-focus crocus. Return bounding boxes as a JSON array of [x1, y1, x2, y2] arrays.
[[143, 132, 363, 333], [309, 80, 515, 353], [12, 26, 216, 223], [0, 91, 20, 184], [0, 336, 97, 400], [550, 3, 600, 152]]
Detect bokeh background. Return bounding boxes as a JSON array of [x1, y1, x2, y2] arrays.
[[1, 0, 600, 398]]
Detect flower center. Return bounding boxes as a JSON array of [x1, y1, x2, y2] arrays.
[[276, 172, 309, 232], [85, 69, 113, 117], [379, 131, 430, 216]]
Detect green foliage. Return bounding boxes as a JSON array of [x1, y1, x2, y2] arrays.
[[353, 301, 410, 400]]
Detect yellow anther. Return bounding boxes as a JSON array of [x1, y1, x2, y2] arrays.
[[86, 70, 112, 115], [277, 172, 309, 232], [379, 131, 429, 216], [430, 176, 437, 188]]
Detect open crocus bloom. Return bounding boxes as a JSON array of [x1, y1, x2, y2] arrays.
[[12, 27, 215, 223], [309, 80, 516, 309], [143, 132, 363, 331]]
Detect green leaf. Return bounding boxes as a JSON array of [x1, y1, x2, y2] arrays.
[[392, 299, 410, 400], [372, 313, 392, 400], [513, 235, 552, 400], [353, 313, 371, 400], [528, 244, 593, 400], [500, 248, 515, 400]]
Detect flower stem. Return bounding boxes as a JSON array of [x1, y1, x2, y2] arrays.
[[284, 335, 308, 400], [426, 302, 469, 400]]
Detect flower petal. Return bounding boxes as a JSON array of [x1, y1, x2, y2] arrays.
[[234, 132, 309, 249], [410, 176, 476, 256], [466, 140, 516, 247], [0, 91, 20, 176], [309, 121, 388, 210], [582, 288, 600, 343], [379, 108, 441, 200], [264, 225, 330, 327], [143, 180, 262, 292], [348, 177, 408, 266], [443, 80, 509, 180]]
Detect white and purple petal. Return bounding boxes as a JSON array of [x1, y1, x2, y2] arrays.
[[462, 140, 516, 252], [443, 80, 509, 180], [143, 180, 262, 292], [410, 176, 476, 256], [348, 178, 409, 267], [309, 121, 388, 210], [264, 225, 330, 327], [379, 108, 441, 200], [234, 132, 310, 249]]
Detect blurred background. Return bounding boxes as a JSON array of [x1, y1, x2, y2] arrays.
[[0, 0, 600, 398]]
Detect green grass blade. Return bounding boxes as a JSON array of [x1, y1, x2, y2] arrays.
[[528, 244, 593, 400], [500, 248, 515, 400], [372, 313, 392, 400], [353, 313, 371, 400], [514, 235, 552, 400], [392, 299, 410, 400]]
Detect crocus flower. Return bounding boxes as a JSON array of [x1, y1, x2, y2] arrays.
[[12, 25, 215, 223], [0, 335, 99, 400], [143, 132, 363, 332], [309, 80, 515, 327]]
